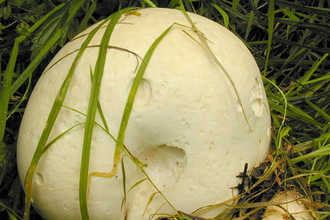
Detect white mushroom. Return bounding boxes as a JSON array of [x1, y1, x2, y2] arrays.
[[263, 190, 314, 220], [17, 8, 271, 219]]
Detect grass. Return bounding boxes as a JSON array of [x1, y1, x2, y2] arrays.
[[0, 0, 329, 219]]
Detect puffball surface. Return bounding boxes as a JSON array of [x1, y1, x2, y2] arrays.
[[17, 8, 271, 219], [263, 191, 314, 220]]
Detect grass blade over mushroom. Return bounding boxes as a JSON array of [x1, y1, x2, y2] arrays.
[[83, 19, 183, 216], [78, 8, 137, 220], [106, 23, 175, 179], [177, 2, 253, 132], [22, 7, 136, 220]]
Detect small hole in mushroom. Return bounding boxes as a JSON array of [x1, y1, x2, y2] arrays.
[[126, 78, 152, 110], [63, 204, 69, 210], [35, 173, 44, 186], [141, 144, 187, 191], [250, 77, 263, 117]]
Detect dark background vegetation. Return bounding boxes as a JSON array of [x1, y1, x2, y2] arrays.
[[0, 0, 329, 219]]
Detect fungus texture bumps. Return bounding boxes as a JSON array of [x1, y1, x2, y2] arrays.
[[17, 8, 271, 219]]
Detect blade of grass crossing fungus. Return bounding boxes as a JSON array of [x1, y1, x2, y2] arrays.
[[78, 10, 126, 220], [80, 15, 176, 218], [178, 2, 252, 132], [23, 23, 93, 220], [121, 157, 127, 209], [89, 67, 110, 132], [143, 192, 158, 216], [108, 23, 175, 180], [42, 123, 85, 153], [23, 7, 135, 220], [62, 105, 119, 143]]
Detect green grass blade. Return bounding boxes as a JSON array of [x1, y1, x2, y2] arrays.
[[62, 105, 119, 143], [23, 3, 67, 34], [0, 0, 66, 143], [262, 76, 288, 149], [121, 176, 148, 209], [304, 99, 330, 123], [290, 144, 330, 164], [275, 0, 330, 17], [212, 4, 229, 28], [43, 123, 85, 153], [263, 0, 274, 75], [121, 157, 127, 209], [23, 3, 110, 219], [0, 35, 24, 145], [0, 143, 10, 187], [271, 36, 330, 54], [3, 4, 76, 150], [109, 23, 175, 179], [3, 1, 328, 219], [143, 0, 157, 8], [216, 1, 250, 22], [244, 4, 255, 41], [6, 75, 31, 120], [143, 191, 158, 217], [89, 66, 110, 132], [10, 2, 78, 96], [78, 10, 126, 220], [299, 53, 329, 84], [178, 2, 252, 131], [232, 0, 239, 10], [304, 71, 330, 85], [77, 0, 98, 34], [246, 0, 264, 35], [0, 200, 22, 220], [279, 7, 301, 22]]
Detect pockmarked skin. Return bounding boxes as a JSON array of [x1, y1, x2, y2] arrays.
[[17, 8, 271, 219]]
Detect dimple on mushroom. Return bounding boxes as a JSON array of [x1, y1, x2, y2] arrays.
[[17, 8, 271, 220]]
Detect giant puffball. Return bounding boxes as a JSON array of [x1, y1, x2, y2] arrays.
[[263, 191, 314, 220], [17, 7, 271, 219]]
